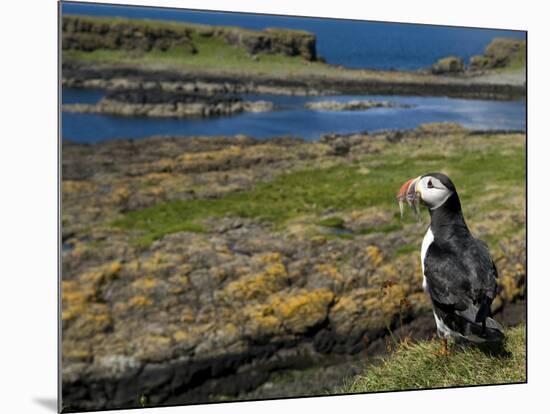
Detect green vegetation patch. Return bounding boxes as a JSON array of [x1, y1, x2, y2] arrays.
[[64, 45, 335, 78], [394, 243, 417, 257], [317, 216, 346, 229], [113, 138, 525, 247], [342, 324, 525, 392]]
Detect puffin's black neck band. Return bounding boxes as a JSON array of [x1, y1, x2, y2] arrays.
[[428, 192, 469, 240]]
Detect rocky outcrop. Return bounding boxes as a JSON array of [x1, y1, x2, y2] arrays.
[[305, 100, 411, 111], [63, 89, 275, 118], [62, 15, 317, 61], [62, 15, 197, 54], [431, 56, 465, 74], [428, 37, 526, 77], [469, 37, 526, 71], [221, 27, 316, 61]]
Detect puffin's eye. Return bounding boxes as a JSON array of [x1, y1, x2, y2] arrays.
[[427, 180, 434, 189]]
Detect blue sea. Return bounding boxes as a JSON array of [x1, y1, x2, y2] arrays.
[[61, 1, 526, 142]]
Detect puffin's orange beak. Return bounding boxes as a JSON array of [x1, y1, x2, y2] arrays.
[[397, 176, 421, 218]]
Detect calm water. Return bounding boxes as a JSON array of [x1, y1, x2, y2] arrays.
[[62, 89, 525, 143], [61, 2, 525, 70]]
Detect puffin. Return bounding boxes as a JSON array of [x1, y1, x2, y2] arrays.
[[397, 172, 504, 345]]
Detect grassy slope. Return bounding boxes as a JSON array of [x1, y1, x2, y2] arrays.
[[491, 38, 527, 73], [113, 133, 525, 247], [342, 324, 525, 393], [64, 40, 340, 79]]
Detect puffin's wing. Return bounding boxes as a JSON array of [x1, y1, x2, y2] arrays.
[[424, 241, 503, 341], [424, 246, 469, 310]]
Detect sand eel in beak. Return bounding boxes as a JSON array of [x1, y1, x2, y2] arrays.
[[397, 175, 422, 218], [396, 173, 504, 347]]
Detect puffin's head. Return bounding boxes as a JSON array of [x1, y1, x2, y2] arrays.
[[396, 172, 456, 217]]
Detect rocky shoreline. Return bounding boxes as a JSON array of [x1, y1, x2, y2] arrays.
[[63, 89, 275, 118], [305, 100, 411, 111], [61, 124, 526, 411], [62, 62, 525, 100]]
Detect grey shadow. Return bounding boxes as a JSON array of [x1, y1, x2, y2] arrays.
[[33, 397, 58, 412]]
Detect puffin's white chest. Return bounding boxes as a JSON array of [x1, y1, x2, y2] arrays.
[[420, 227, 434, 291]]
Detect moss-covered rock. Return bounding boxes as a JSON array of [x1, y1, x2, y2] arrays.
[[431, 55, 465, 74]]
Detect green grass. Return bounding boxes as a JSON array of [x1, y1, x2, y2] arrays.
[[394, 243, 418, 257], [64, 44, 341, 79], [317, 216, 346, 229], [341, 324, 525, 393], [113, 139, 525, 247]]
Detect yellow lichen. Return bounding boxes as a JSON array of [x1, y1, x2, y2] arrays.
[[221, 258, 288, 302], [242, 303, 282, 337], [63, 180, 94, 194], [260, 252, 282, 264], [80, 261, 122, 286], [366, 245, 384, 267], [172, 330, 189, 342], [270, 289, 334, 333], [140, 251, 180, 274], [128, 295, 153, 308], [110, 186, 131, 205], [61, 280, 97, 322], [264, 262, 287, 278], [131, 277, 158, 291]]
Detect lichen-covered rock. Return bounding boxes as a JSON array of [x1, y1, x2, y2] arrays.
[[271, 288, 334, 334]]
